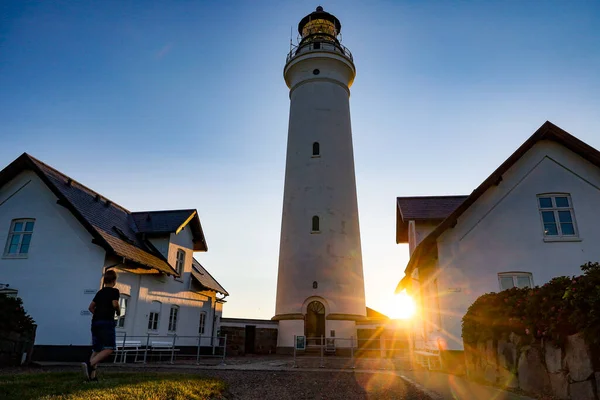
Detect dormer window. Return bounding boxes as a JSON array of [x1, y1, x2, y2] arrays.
[[3, 219, 35, 258], [175, 249, 185, 276]]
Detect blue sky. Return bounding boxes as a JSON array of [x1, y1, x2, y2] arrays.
[[1, 0, 599, 319]]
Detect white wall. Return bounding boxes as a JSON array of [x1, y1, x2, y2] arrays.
[[427, 141, 600, 350], [326, 320, 356, 347], [220, 319, 278, 329], [121, 226, 221, 347], [0, 171, 106, 345], [277, 320, 305, 347], [409, 221, 438, 255]]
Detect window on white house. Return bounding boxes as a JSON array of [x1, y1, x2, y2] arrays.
[[538, 195, 577, 237], [175, 249, 185, 276], [168, 306, 179, 332], [148, 301, 161, 331], [199, 312, 206, 335], [148, 312, 159, 331], [4, 219, 35, 257], [116, 295, 129, 328], [498, 273, 533, 291]]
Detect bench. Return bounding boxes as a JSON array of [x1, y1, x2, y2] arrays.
[[325, 338, 336, 355], [413, 341, 442, 370], [149, 341, 180, 362], [114, 340, 142, 364]]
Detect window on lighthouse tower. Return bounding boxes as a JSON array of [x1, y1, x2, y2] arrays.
[[312, 142, 320, 157], [311, 216, 320, 233]]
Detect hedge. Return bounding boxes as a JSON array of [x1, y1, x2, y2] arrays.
[[0, 295, 35, 334], [462, 262, 600, 346]]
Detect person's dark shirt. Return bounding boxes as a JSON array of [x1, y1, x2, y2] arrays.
[[92, 287, 120, 321]]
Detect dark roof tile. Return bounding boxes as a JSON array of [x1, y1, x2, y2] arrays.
[[132, 210, 196, 234], [191, 258, 228, 296], [397, 196, 468, 221], [395, 195, 467, 243], [0, 153, 211, 276]]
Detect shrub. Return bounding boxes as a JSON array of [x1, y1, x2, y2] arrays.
[[462, 262, 600, 346], [0, 295, 35, 334]]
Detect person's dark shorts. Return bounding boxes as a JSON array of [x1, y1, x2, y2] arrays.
[[91, 320, 116, 352]]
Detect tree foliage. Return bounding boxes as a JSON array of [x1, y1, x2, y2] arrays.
[[0, 295, 35, 334], [462, 262, 600, 346]]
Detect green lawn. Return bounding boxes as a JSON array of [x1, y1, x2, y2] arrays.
[[0, 371, 226, 400]]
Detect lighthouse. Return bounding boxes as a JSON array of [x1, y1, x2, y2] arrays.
[[274, 6, 366, 351]]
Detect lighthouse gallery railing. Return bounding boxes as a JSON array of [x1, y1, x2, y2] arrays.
[[286, 39, 353, 64]]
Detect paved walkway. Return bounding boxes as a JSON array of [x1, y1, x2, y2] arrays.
[[398, 370, 534, 400], [36, 360, 534, 400]]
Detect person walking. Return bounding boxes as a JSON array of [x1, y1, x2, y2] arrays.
[[82, 269, 120, 381]]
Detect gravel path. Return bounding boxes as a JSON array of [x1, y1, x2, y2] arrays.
[[1, 366, 432, 399], [197, 369, 432, 400]]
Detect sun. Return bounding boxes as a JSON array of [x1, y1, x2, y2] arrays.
[[387, 291, 417, 320]]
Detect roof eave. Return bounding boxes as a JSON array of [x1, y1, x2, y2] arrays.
[[414, 122, 585, 252], [142, 238, 180, 277], [396, 199, 407, 243], [191, 273, 229, 296], [13, 155, 115, 254], [191, 213, 208, 252], [395, 275, 410, 294], [191, 262, 228, 296], [172, 210, 208, 251]]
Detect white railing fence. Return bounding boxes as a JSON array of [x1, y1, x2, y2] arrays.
[[292, 335, 410, 369], [113, 334, 227, 365], [411, 338, 443, 370]]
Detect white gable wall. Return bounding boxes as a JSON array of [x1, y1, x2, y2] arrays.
[[427, 140, 600, 351], [119, 226, 221, 347], [408, 221, 438, 256], [0, 171, 106, 345]]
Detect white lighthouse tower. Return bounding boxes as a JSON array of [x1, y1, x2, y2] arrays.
[[274, 6, 366, 351]]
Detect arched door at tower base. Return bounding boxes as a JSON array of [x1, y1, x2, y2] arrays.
[[305, 301, 325, 345]]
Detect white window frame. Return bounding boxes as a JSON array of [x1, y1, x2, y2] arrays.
[[537, 194, 578, 240], [3, 219, 35, 258], [148, 312, 160, 331], [168, 305, 179, 332], [148, 301, 161, 332], [116, 295, 129, 328], [498, 272, 534, 291], [175, 249, 185, 278], [199, 311, 206, 335]]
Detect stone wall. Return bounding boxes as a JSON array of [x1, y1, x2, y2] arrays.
[[255, 328, 278, 354], [0, 327, 36, 367], [465, 332, 599, 399], [220, 326, 278, 356]]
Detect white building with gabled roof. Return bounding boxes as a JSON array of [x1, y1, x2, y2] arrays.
[[395, 121, 600, 353], [0, 153, 228, 361]]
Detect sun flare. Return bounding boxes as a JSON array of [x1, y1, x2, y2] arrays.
[[387, 291, 417, 320]]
